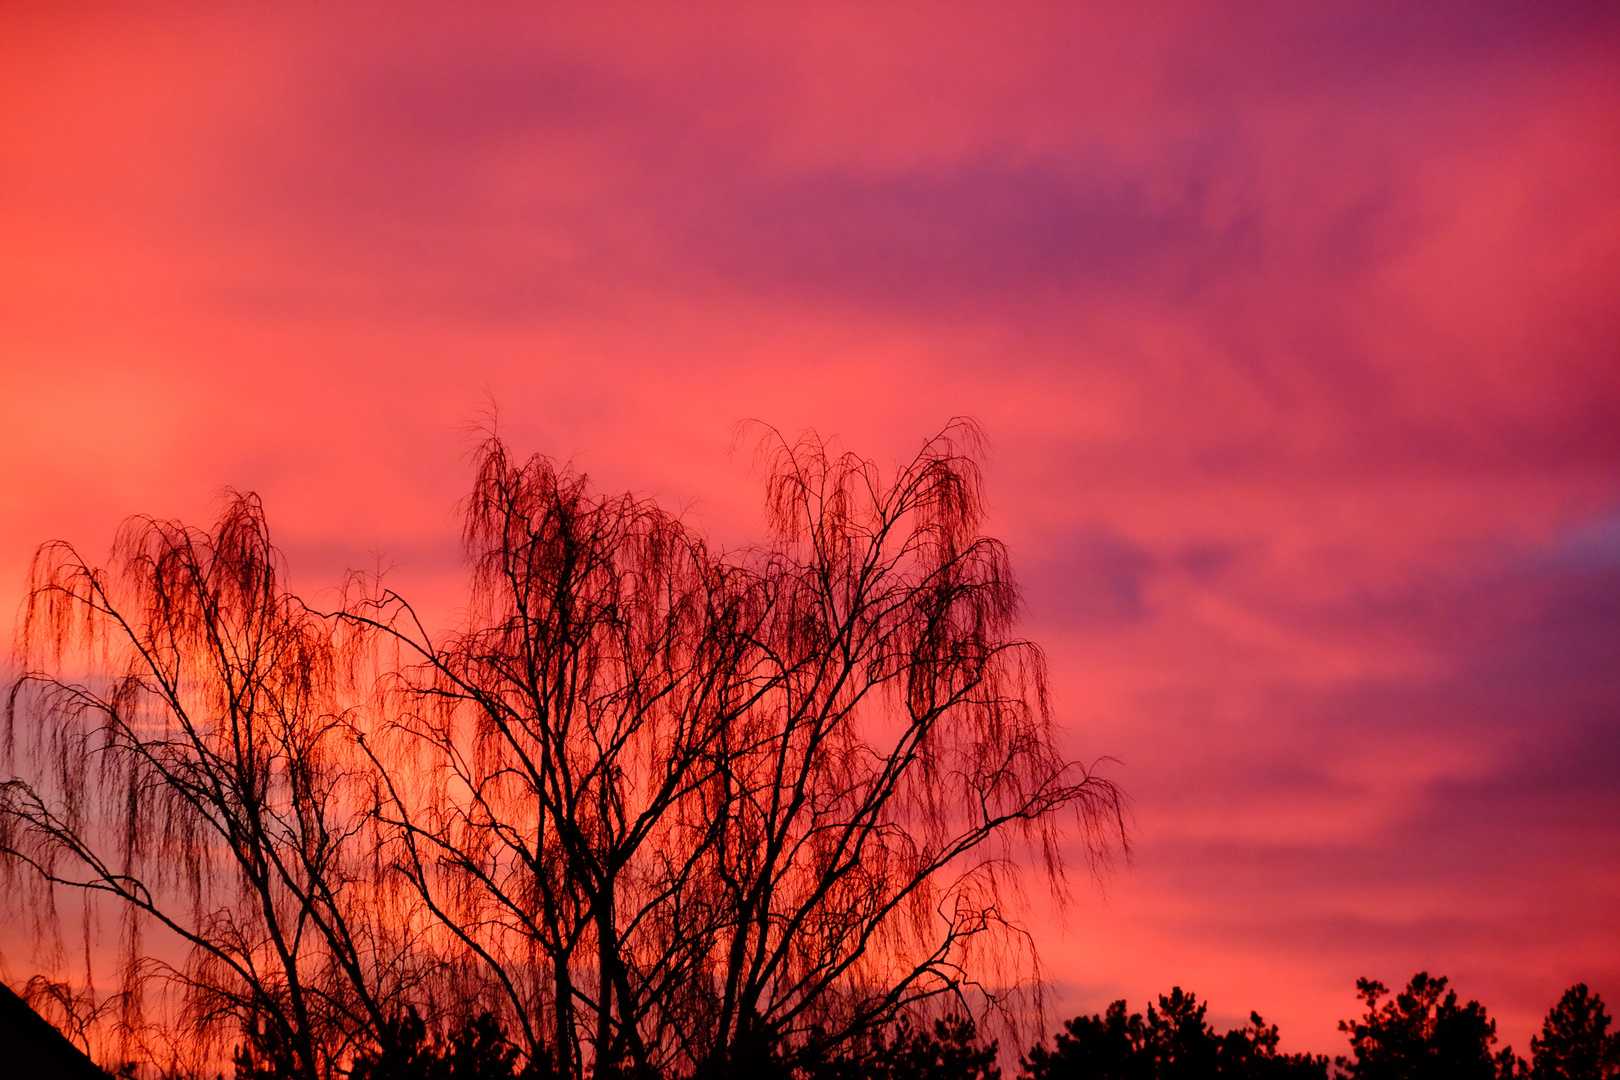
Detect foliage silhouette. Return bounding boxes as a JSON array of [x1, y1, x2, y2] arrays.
[[800, 1013, 1001, 1080], [234, 1007, 554, 1080], [346, 1009, 553, 1080], [1337, 973, 1521, 1080], [1022, 988, 1327, 1080], [1529, 984, 1619, 1080]]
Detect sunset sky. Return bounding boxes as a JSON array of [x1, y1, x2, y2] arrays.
[[2, 1, 1618, 1057]]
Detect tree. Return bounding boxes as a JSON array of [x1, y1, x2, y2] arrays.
[[1023, 999, 1150, 1080], [1337, 973, 1520, 1080], [1529, 984, 1619, 1080], [342, 423, 1125, 1078], [1216, 1011, 1332, 1080], [2, 422, 1125, 1079]]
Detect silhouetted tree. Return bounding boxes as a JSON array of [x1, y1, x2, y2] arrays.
[[1145, 988, 1220, 1080], [1530, 985, 1619, 1080], [1022, 989, 1326, 1080], [341, 424, 1125, 1079], [1215, 1011, 1331, 1080], [1337, 973, 1520, 1080], [1023, 999, 1149, 1080], [0, 498, 420, 1078], [2, 422, 1123, 1079]]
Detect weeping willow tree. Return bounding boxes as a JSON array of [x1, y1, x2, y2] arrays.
[[1, 421, 1124, 1080], [0, 498, 423, 1079], [343, 421, 1125, 1079]]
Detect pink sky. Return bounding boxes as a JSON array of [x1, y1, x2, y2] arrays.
[[3, 0, 1618, 1056]]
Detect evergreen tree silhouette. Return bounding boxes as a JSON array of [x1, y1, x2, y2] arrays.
[[1337, 973, 1519, 1080], [1530, 985, 1619, 1080]]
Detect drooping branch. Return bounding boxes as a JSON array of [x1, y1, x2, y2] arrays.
[[3, 425, 1125, 1080], [1, 495, 425, 1080]]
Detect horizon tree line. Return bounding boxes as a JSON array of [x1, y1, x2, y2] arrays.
[[1022, 975, 1618, 1080], [6, 965, 1615, 1078], [256, 971, 1620, 1079]]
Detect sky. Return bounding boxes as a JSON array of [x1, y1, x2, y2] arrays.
[[2, 0, 1618, 1057]]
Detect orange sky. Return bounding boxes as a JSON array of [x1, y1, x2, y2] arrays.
[[2, 0, 1618, 1056]]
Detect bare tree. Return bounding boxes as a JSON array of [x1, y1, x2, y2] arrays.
[[342, 422, 1124, 1079], [1, 421, 1124, 1079]]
